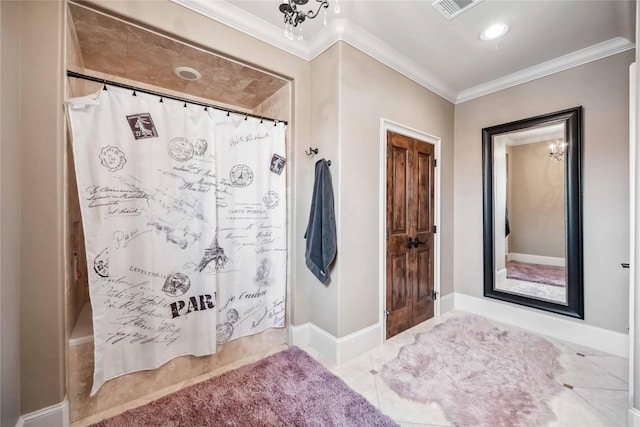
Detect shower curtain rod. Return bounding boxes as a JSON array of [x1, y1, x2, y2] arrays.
[[66, 71, 288, 126]]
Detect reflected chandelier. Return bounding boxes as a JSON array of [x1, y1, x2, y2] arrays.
[[279, 0, 340, 41], [549, 138, 567, 162]]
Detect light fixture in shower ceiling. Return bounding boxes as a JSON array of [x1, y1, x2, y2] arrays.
[[174, 66, 202, 81], [480, 23, 509, 41], [279, 0, 340, 41]]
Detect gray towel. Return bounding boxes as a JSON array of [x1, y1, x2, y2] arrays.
[[304, 159, 336, 284]]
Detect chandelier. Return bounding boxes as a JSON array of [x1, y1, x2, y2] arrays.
[[279, 0, 340, 40], [548, 138, 567, 162]]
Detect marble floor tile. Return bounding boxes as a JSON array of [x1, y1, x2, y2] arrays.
[[72, 311, 630, 427], [556, 354, 628, 390], [549, 337, 615, 357], [396, 423, 450, 427], [573, 387, 629, 426], [586, 355, 629, 383], [375, 374, 452, 425], [547, 388, 615, 427]]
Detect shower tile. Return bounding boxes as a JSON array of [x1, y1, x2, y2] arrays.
[[94, 353, 202, 413], [68, 3, 289, 111], [68, 343, 98, 423]]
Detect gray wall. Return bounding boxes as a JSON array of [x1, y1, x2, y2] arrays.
[[337, 43, 454, 337], [510, 141, 566, 258], [454, 50, 634, 333], [19, 0, 67, 413], [1, 1, 22, 425]]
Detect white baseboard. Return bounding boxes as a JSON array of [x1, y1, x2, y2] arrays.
[[289, 322, 382, 365], [453, 293, 629, 358], [630, 407, 640, 427], [509, 252, 566, 267], [288, 322, 310, 348], [16, 399, 69, 427], [440, 292, 455, 314], [496, 268, 507, 282]]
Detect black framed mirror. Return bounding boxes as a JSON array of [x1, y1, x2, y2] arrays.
[[482, 107, 583, 318]]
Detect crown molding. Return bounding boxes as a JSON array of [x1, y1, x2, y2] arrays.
[[456, 36, 635, 104], [335, 20, 457, 102], [171, 0, 457, 103], [171, 1, 634, 106], [171, 0, 310, 60]]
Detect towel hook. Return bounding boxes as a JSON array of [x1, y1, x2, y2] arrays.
[[305, 147, 319, 156]]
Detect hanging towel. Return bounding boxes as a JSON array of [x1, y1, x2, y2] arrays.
[[304, 159, 337, 284], [505, 207, 511, 237]]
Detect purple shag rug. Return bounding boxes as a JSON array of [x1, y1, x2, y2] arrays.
[[92, 346, 397, 427], [506, 260, 566, 286], [381, 315, 562, 427]]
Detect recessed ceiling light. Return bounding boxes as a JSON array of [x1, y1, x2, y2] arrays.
[[174, 66, 201, 81], [480, 23, 509, 41]]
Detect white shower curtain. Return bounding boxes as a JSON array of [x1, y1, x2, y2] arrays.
[[66, 86, 286, 395]]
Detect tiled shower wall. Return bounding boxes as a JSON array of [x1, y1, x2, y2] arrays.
[[65, 8, 292, 423]]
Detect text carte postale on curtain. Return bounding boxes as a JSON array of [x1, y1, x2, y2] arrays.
[[211, 110, 287, 345], [66, 87, 287, 395]]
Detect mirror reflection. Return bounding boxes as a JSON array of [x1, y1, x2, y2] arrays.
[[492, 123, 567, 305], [482, 106, 583, 319]]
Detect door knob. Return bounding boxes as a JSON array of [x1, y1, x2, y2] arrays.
[[407, 237, 426, 248], [413, 238, 426, 247]]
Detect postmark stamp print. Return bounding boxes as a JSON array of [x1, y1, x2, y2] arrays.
[[167, 137, 194, 162], [229, 164, 254, 187], [99, 146, 127, 172], [216, 322, 234, 343], [227, 309, 239, 324], [255, 258, 272, 286], [126, 113, 158, 140], [193, 139, 208, 156], [93, 248, 109, 278], [263, 191, 279, 209], [270, 154, 286, 175], [162, 272, 191, 297]]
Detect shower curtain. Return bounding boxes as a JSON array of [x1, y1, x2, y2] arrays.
[[66, 86, 287, 395]]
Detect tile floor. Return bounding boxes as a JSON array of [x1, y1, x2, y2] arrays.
[[495, 277, 567, 304], [72, 310, 629, 427]]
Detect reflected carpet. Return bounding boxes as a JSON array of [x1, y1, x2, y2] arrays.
[[92, 346, 396, 427], [382, 315, 562, 427], [506, 260, 566, 286]]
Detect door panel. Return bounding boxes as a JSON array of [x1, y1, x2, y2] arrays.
[[390, 253, 409, 310], [386, 131, 435, 338], [390, 146, 409, 233], [414, 244, 434, 323], [416, 142, 434, 233]]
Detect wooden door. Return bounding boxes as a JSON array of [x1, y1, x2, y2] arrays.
[[386, 131, 435, 338]]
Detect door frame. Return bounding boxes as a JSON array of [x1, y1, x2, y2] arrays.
[[379, 118, 441, 343]]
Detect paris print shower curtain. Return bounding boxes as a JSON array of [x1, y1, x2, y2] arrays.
[[66, 86, 286, 395]]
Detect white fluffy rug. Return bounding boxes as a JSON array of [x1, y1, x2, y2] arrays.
[[381, 315, 563, 427]]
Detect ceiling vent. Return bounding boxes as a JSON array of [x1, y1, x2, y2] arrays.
[[432, 0, 484, 20]]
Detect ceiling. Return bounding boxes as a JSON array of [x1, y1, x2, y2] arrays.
[[498, 123, 565, 147], [69, 3, 289, 110], [173, 0, 636, 103]]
